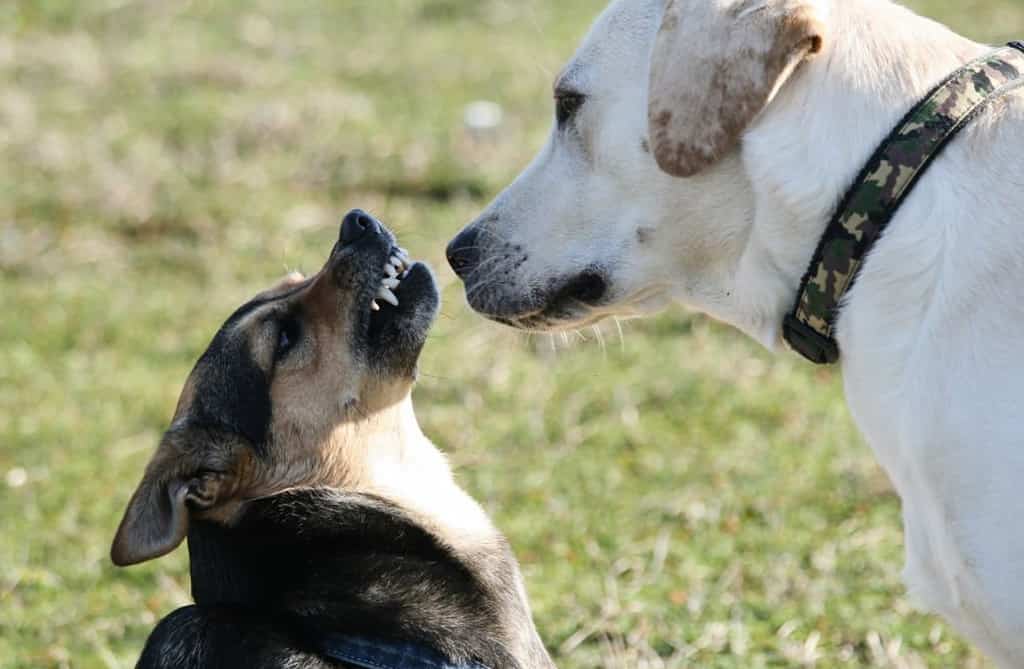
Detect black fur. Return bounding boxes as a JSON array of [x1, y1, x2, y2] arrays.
[[184, 279, 312, 457], [137, 489, 536, 669], [190, 335, 272, 456], [138, 605, 335, 669]]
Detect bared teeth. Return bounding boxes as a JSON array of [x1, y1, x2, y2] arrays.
[[376, 286, 399, 306], [373, 250, 414, 312]]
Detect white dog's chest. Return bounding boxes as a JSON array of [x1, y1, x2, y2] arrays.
[[838, 229, 1024, 666], [840, 372, 1006, 660]]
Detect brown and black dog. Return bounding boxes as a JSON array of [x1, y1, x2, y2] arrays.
[[111, 210, 554, 669]]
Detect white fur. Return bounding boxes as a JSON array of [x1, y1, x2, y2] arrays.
[[458, 0, 1024, 663]]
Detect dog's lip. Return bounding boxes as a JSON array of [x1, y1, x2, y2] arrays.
[[464, 268, 611, 329], [361, 244, 435, 345]]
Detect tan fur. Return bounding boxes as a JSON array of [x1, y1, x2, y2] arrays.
[[649, 0, 825, 177], [113, 263, 498, 566]]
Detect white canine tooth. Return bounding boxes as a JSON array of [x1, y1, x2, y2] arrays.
[[381, 277, 400, 289], [371, 300, 381, 311], [389, 256, 403, 270], [397, 248, 411, 264], [384, 263, 398, 278], [376, 286, 399, 306]]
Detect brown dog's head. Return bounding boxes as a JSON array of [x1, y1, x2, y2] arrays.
[[111, 210, 439, 567]]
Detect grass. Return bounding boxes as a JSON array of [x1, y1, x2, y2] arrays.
[[2, 1, 1021, 667]]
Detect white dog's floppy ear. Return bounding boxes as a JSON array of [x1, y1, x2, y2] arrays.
[[648, 0, 826, 177]]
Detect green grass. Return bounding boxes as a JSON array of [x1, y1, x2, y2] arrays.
[[2, 1, 1021, 667]]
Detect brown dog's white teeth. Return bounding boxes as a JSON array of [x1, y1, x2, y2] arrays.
[[381, 277, 400, 289], [384, 263, 398, 278], [371, 300, 381, 312], [376, 286, 399, 306]]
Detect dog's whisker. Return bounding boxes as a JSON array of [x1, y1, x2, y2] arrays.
[[592, 325, 607, 359], [465, 259, 514, 285], [464, 265, 521, 301], [470, 227, 514, 245], [613, 317, 626, 353]]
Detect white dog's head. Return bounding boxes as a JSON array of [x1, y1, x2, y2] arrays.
[[447, 0, 825, 331]]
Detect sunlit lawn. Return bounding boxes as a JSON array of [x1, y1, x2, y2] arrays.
[[2, 1, 1021, 667]]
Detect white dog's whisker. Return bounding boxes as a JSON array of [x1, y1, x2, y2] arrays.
[[592, 325, 607, 357]]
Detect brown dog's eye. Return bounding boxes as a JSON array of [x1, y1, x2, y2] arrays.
[[276, 317, 301, 360], [555, 93, 585, 127]]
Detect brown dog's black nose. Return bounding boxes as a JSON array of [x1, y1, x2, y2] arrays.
[[340, 209, 381, 245], [446, 227, 481, 278]]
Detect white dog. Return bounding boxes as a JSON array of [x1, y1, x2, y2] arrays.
[[447, 0, 1024, 664]]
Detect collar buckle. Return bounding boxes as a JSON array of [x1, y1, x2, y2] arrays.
[[783, 315, 839, 365]]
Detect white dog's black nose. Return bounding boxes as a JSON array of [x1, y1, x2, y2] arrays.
[[340, 209, 381, 245], [446, 227, 481, 278]]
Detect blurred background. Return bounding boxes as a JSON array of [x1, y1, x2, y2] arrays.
[[3, 1, 1023, 667]]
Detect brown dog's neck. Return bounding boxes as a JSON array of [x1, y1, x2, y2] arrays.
[[309, 396, 503, 564], [187, 469, 553, 668]]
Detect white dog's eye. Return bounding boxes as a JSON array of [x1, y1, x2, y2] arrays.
[[555, 92, 585, 127]]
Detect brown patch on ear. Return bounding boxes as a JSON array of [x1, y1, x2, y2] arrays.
[[649, 0, 826, 177]]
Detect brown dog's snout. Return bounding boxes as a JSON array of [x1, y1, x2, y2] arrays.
[[340, 209, 382, 245]]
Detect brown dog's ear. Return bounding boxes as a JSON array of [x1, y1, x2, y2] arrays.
[[648, 0, 825, 177], [110, 473, 191, 567], [111, 435, 225, 567]]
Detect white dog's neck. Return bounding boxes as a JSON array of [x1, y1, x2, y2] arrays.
[[704, 0, 985, 350]]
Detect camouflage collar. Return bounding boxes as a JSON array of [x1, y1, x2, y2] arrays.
[[784, 42, 1024, 364]]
